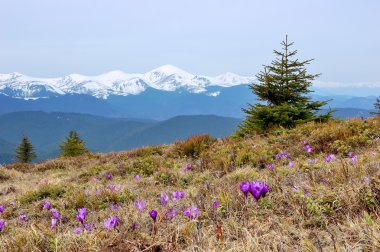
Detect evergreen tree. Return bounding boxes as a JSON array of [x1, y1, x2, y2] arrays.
[[373, 97, 380, 115], [59, 130, 88, 157], [237, 35, 332, 135], [15, 135, 36, 163]]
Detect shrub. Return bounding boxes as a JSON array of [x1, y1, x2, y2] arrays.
[[177, 134, 215, 158]]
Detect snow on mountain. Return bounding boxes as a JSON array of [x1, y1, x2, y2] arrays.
[[0, 65, 254, 99]]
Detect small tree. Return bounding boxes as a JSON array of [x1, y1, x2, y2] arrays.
[[59, 130, 88, 157], [237, 35, 332, 136], [372, 97, 380, 115], [15, 135, 36, 163]]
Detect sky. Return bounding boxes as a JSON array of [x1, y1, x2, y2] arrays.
[[0, 0, 379, 88]]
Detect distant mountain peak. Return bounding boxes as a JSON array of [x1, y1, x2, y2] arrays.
[[0, 65, 255, 99]]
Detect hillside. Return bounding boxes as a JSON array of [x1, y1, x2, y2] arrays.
[[0, 118, 379, 251], [0, 112, 241, 164]]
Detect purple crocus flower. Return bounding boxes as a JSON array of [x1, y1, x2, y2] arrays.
[[0, 205, 4, 214], [351, 155, 358, 163], [74, 226, 83, 234], [292, 185, 300, 191], [347, 152, 354, 158], [84, 223, 95, 231], [275, 153, 282, 159], [105, 172, 112, 180], [184, 206, 199, 220], [43, 200, 51, 210], [51, 218, 58, 229], [239, 182, 250, 197], [108, 185, 116, 192], [213, 201, 220, 209], [134, 200, 146, 213], [302, 144, 313, 153], [160, 193, 170, 205], [93, 177, 99, 182], [249, 180, 269, 201], [110, 204, 121, 210], [0, 219, 5, 232], [288, 161, 295, 168], [149, 210, 158, 222], [172, 191, 185, 201], [134, 175, 141, 180], [76, 208, 87, 224], [103, 215, 119, 229], [50, 209, 61, 219], [266, 163, 275, 170], [187, 164, 192, 170], [324, 154, 335, 162], [129, 222, 137, 231], [166, 208, 177, 220], [19, 211, 28, 222], [363, 176, 370, 183]]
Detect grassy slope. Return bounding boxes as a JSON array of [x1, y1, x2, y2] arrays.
[[0, 118, 379, 251]]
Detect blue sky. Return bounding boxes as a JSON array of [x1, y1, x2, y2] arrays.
[[1, 0, 379, 87]]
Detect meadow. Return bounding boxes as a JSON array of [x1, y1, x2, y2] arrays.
[[0, 117, 379, 251]]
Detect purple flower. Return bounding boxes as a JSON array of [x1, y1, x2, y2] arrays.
[[105, 172, 112, 180], [213, 201, 220, 209], [324, 154, 335, 162], [134, 175, 141, 180], [149, 210, 158, 222], [276, 151, 290, 160], [76, 208, 87, 224], [351, 155, 358, 163], [51, 218, 58, 229], [134, 200, 146, 213], [187, 164, 192, 169], [172, 191, 185, 201], [302, 144, 313, 153], [292, 185, 300, 191], [129, 222, 137, 231], [363, 176, 370, 183], [166, 208, 177, 220], [0, 219, 5, 232], [108, 185, 116, 192], [0, 205, 4, 214], [160, 193, 170, 205], [239, 182, 250, 197], [19, 211, 28, 222], [74, 226, 83, 234], [50, 209, 61, 219], [266, 163, 275, 170], [84, 223, 95, 231], [248, 180, 269, 201], [320, 178, 329, 184], [43, 200, 51, 210], [103, 215, 119, 229], [288, 161, 295, 168], [110, 204, 121, 210], [184, 206, 199, 220], [93, 177, 99, 182], [347, 152, 354, 158]]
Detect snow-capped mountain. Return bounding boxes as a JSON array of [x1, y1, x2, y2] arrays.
[[0, 65, 254, 99]]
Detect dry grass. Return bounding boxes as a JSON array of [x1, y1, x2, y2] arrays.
[[0, 118, 379, 251]]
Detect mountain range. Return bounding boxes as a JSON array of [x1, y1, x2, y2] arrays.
[[0, 111, 242, 164], [0, 65, 378, 119], [0, 64, 254, 99]]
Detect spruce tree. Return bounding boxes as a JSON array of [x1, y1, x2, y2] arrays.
[[237, 35, 332, 135], [373, 97, 380, 115], [15, 135, 36, 163], [59, 130, 88, 157]]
